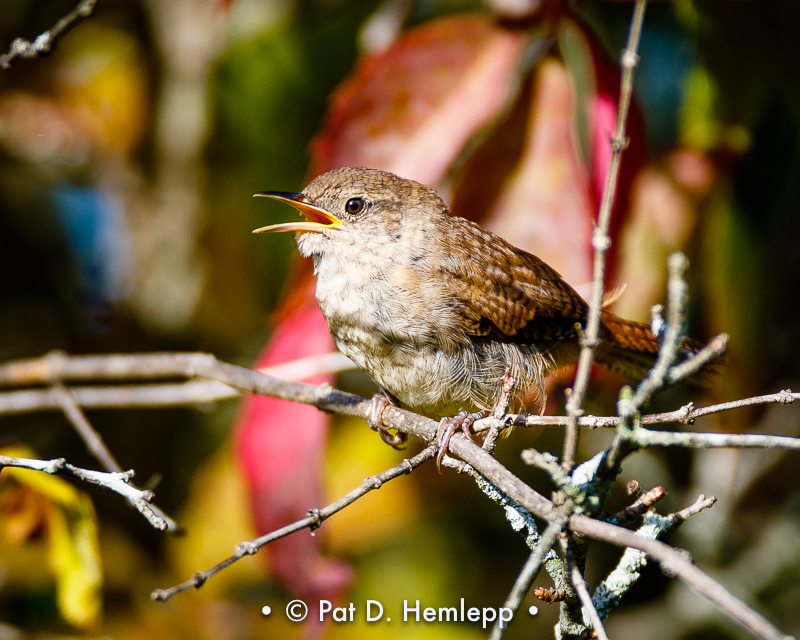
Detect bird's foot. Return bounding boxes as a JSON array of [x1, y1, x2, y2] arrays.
[[366, 390, 407, 450], [435, 410, 485, 471]]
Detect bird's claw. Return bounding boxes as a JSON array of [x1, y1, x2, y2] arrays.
[[435, 411, 484, 471], [366, 391, 407, 450], [378, 428, 407, 449]]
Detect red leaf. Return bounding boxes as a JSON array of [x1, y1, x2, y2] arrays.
[[215, 0, 235, 12], [310, 14, 527, 186]]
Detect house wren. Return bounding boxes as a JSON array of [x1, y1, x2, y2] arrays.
[[254, 167, 706, 450]]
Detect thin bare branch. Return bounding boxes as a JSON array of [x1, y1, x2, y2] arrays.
[[0, 454, 167, 530], [626, 252, 689, 412], [666, 493, 717, 527], [0, 0, 102, 70], [151, 444, 437, 601], [668, 333, 728, 384], [633, 429, 800, 450], [0, 350, 354, 388], [489, 503, 573, 640], [54, 384, 123, 473], [561, 536, 610, 640], [590, 495, 716, 621], [562, 0, 648, 472], [53, 384, 183, 533], [599, 254, 700, 480], [0, 381, 237, 415], [500, 388, 798, 430]]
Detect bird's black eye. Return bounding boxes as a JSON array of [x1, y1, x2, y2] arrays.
[[345, 197, 365, 215]]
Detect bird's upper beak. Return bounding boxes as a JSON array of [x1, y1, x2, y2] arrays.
[[252, 191, 341, 234]]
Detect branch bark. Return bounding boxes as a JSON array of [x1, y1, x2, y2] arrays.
[[0, 454, 167, 530], [0, 350, 795, 638]]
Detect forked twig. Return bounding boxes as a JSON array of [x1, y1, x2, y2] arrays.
[[0, 454, 167, 530]]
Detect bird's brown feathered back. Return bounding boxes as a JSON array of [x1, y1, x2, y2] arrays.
[[439, 215, 713, 381]]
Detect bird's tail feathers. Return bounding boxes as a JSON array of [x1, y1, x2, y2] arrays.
[[595, 311, 721, 383]]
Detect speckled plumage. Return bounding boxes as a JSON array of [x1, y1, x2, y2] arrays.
[[281, 166, 666, 416]]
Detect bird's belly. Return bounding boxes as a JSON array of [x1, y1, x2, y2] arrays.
[[332, 329, 471, 415], [331, 323, 550, 417], [313, 258, 552, 416]]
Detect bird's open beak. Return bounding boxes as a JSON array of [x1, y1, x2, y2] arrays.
[[252, 191, 341, 234]]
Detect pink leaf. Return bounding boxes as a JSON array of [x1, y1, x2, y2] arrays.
[[579, 17, 648, 274], [233, 285, 352, 629]]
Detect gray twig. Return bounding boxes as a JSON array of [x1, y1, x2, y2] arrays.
[[668, 333, 728, 384], [600, 253, 703, 480], [499, 388, 798, 431], [488, 502, 574, 640], [53, 384, 182, 533], [627, 252, 690, 412], [562, 0, 648, 473], [54, 384, 122, 473], [591, 495, 717, 622], [151, 445, 436, 601], [0, 0, 102, 70], [561, 536, 610, 640], [0, 454, 166, 529]]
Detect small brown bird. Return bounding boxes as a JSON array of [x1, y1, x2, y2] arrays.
[[254, 167, 705, 451]]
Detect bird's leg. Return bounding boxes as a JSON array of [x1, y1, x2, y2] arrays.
[[435, 410, 487, 470], [366, 388, 407, 450]]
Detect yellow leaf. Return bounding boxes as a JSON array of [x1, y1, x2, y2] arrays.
[[47, 494, 102, 629], [0, 445, 103, 629], [325, 417, 420, 553]]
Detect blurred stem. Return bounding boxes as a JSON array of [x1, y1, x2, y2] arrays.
[[130, 0, 222, 332]]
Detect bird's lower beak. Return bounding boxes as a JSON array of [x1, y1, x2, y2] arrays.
[[252, 191, 341, 234]]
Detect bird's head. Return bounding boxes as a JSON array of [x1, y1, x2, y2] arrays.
[[253, 166, 447, 259]]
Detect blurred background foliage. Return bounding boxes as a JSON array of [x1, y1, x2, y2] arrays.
[[0, 0, 799, 638]]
